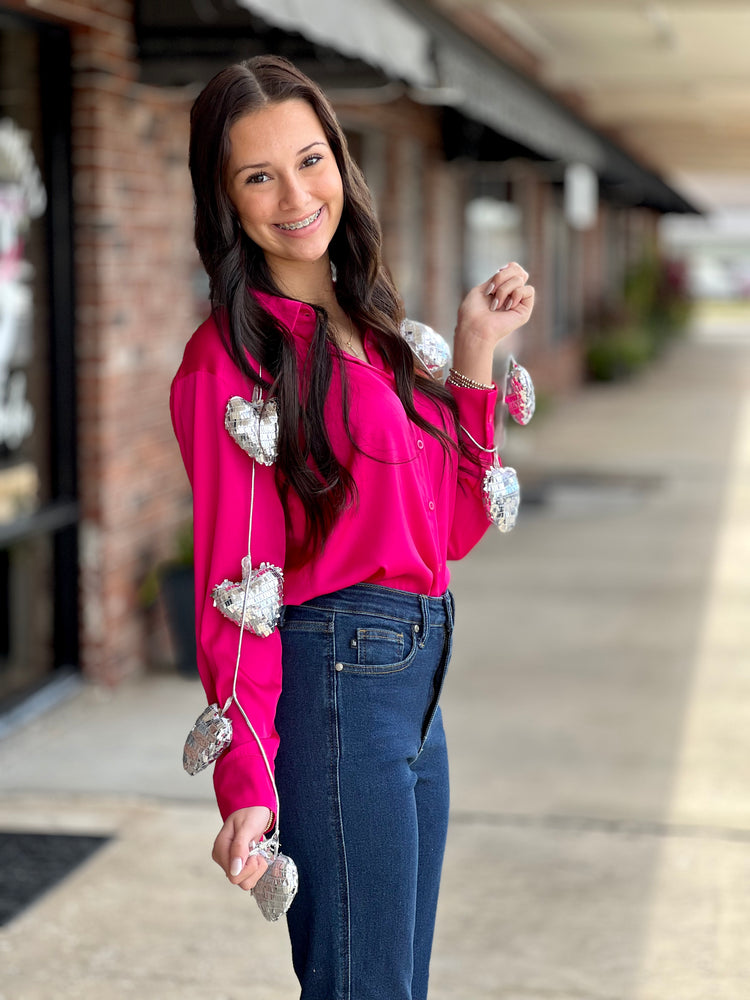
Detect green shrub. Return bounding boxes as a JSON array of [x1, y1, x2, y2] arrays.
[[624, 253, 693, 343], [585, 327, 653, 381], [584, 252, 693, 381]]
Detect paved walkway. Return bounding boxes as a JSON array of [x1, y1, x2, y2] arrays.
[[1, 314, 749, 999]]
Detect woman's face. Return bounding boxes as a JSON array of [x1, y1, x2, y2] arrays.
[[226, 99, 344, 279]]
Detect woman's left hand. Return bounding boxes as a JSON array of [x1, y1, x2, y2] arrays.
[[455, 262, 535, 351], [212, 806, 273, 892]]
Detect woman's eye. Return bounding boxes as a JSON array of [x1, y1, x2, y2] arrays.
[[301, 154, 323, 168], [246, 171, 270, 184]]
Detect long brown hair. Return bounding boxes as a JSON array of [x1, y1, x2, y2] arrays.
[[189, 55, 460, 556]]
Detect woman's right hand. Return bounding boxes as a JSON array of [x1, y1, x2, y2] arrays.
[[212, 806, 273, 891]]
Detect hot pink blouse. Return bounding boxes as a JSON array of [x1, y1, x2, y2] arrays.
[[170, 292, 498, 820]]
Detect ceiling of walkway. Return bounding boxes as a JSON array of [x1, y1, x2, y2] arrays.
[[434, 1, 750, 210]]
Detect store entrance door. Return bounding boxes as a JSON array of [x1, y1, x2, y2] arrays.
[[0, 11, 78, 704]]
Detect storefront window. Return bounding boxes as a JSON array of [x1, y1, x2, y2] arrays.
[[0, 12, 76, 702]]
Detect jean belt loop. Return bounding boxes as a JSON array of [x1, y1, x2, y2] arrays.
[[442, 591, 451, 631], [417, 594, 429, 648]]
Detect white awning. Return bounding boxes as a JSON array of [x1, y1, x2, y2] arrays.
[[236, 0, 436, 88]]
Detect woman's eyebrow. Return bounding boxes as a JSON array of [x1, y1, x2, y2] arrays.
[[234, 141, 327, 176]]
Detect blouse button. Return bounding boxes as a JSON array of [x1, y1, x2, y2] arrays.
[[417, 439, 424, 449], [428, 500, 435, 511]]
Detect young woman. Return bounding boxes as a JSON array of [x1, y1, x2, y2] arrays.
[[171, 54, 534, 1000]]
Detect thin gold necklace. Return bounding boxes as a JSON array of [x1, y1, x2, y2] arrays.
[[341, 317, 355, 350], [331, 316, 365, 360]]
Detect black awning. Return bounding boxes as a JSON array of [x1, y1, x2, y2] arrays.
[[432, 37, 606, 170], [136, 0, 434, 90]]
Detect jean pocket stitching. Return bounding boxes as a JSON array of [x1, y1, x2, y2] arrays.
[[280, 619, 333, 633]]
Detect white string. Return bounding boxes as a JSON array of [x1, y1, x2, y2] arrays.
[[462, 355, 512, 459], [459, 422, 498, 455], [247, 460, 255, 566], [225, 367, 281, 850]]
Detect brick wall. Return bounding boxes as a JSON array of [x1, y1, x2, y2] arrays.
[[72, 9, 200, 682]]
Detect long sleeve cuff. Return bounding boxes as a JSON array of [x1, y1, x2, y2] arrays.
[[446, 382, 499, 456], [213, 737, 279, 821]]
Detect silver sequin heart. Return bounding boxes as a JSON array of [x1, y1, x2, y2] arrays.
[[183, 703, 233, 775], [483, 462, 520, 533], [225, 393, 279, 466], [251, 848, 299, 922], [212, 557, 284, 638], [400, 319, 451, 377], [505, 358, 536, 426]]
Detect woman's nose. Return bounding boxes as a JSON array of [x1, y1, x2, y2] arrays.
[[278, 173, 309, 212]]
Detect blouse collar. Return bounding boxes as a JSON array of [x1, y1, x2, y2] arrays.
[[253, 290, 318, 341], [252, 289, 385, 373]]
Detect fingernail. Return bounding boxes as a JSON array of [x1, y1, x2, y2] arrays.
[[505, 300, 513, 310], [491, 298, 500, 312], [486, 282, 495, 295], [497, 264, 508, 271], [230, 858, 243, 877]]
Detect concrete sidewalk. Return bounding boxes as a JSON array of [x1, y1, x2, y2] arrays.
[[1, 316, 749, 999]]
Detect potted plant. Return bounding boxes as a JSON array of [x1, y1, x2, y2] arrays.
[[140, 522, 197, 677]]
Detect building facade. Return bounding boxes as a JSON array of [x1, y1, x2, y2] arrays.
[[0, 0, 692, 698]]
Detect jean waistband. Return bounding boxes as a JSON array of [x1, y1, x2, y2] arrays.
[[281, 583, 454, 630]]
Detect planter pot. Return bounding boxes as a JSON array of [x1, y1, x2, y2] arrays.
[[159, 565, 198, 677]]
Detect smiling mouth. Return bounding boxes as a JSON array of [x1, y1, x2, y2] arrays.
[[275, 208, 322, 231]]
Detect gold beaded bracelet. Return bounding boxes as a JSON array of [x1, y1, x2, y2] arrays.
[[446, 367, 495, 391]]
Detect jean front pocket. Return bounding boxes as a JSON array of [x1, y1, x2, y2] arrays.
[[356, 626, 405, 666], [336, 616, 419, 675]]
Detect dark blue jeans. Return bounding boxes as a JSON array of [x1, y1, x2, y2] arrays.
[[275, 583, 455, 1000]]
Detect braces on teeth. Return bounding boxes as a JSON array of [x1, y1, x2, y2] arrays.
[[277, 208, 321, 230]]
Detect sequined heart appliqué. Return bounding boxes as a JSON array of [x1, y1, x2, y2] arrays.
[[401, 319, 452, 377], [212, 557, 284, 638], [183, 703, 233, 775], [250, 841, 299, 922], [504, 357, 535, 426], [225, 393, 279, 466], [483, 461, 520, 533]]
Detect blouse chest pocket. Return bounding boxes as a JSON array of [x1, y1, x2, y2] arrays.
[[345, 376, 418, 464]]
